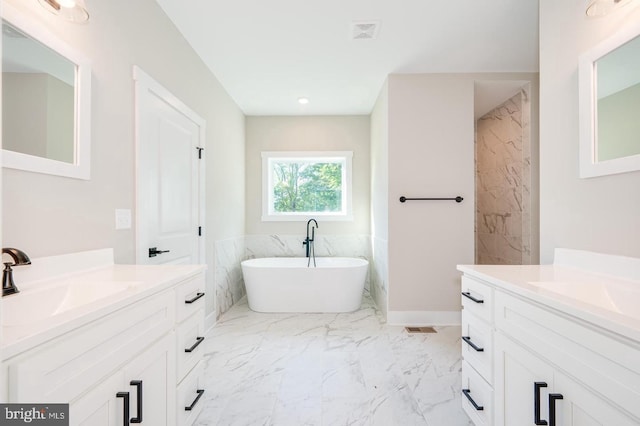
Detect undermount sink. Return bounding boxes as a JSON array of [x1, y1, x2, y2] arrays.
[[528, 280, 640, 320], [2, 280, 140, 326]]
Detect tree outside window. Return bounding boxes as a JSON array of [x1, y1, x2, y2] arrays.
[[262, 152, 353, 221]]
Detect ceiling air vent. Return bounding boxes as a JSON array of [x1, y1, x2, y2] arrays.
[[351, 21, 380, 40]]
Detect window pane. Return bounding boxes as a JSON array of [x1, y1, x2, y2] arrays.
[[271, 160, 343, 213]]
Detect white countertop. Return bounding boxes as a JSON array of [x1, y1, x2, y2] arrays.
[[457, 262, 640, 343], [2, 261, 205, 360]]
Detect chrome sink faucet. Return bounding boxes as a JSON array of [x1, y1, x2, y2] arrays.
[[2, 248, 31, 296], [302, 219, 318, 267]]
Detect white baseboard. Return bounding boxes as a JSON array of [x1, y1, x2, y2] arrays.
[[387, 310, 461, 326]]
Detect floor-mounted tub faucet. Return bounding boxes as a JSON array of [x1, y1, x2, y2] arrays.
[[303, 219, 318, 267], [2, 248, 31, 296]]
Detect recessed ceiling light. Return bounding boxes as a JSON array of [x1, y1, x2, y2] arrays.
[[298, 97, 309, 105]]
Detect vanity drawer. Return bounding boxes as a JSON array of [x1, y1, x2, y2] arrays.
[[8, 290, 174, 404], [177, 361, 206, 426], [176, 309, 205, 382], [462, 360, 493, 426], [176, 274, 206, 323], [462, 311, 493, 383], [461, 276, 493, 323], [495, 290, 640, 420]]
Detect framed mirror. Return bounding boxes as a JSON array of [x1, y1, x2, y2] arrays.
[[2, 4, 91, 180], [579, 20, 640, 178]]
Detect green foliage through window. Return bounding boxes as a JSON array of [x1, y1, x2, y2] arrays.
[[262, 151, 352, 220], [271, 160, 343, 213]]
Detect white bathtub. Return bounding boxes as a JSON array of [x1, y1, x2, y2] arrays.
[[241, 257, 369, 313]]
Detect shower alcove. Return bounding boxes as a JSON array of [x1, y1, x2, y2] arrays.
[[474, 81, 537, 265]]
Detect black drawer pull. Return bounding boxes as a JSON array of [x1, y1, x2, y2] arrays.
[[185, 336, 205, 353], [185, 292, 205, 304], [462, 336, 484, 352], [534, 382, 548, 425], [130, 380, 143, 424], [116, 392, 130, 426], [462, 389, 484, 411], [148, 247, 170, 257], [549, 393, 563, 426], [185, 389, 205, 411], [462, 292, 484, 304]]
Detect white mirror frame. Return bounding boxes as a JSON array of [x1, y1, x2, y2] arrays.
[[2, 3, 91, 180], [579, 19, 640, 178]]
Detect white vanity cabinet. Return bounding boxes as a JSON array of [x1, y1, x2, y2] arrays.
[[70, 333, 175, 426], [2, 261, 206, 426], [495, 334, 631, 426], [174, 274, 207, 425], [495, 319, 639, 426], [458, 250, 640, 426], [493, 291, 640, 426], [460, 276, 495, 426]]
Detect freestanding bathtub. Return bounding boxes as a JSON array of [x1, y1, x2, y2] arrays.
[[240, 257, 369, 313]]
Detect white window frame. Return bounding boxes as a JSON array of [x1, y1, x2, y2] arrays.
[[261, 151, 353, 221]]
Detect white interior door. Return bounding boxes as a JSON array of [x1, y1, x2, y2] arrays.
[[134, 67, 205, 265]]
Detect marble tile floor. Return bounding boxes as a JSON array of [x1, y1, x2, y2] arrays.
[[195, 293, 472, 426]]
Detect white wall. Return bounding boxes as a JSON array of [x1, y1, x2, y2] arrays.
[[596, 83, 640, 161], [375, 73, 538, 324], [45, 75, 74, 163], [245, 116, 370, 239], [370, 80, 389, 316], [1, 0, 246, 320], [387, 74, 475, 323], [539, 1, 640, 263], [2, 73, 48, 158]]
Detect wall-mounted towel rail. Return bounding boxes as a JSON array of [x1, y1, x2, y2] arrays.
[[399, 196, 464, 203]]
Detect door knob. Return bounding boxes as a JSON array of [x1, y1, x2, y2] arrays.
[[148, 247, 170, 257]]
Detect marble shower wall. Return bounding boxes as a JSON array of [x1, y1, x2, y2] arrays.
[[475, 89, 532, 265], [245, 234, 371, 260], [245, 234, 372, 291], [215, 237, 247, 319]]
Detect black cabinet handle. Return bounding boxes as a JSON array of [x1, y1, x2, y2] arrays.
[[462, 336, 484, 352], [116, 392, 130, 426], [185, 389, 205, 411], [130, 380, 143, 424], [462, 389, 484, 411], [462, 292, 484, 304], [185, 292, 205, 304], [185, 336, 205, 353], [534, 382, 548, 425], [549, 393, 563, 426], [148, 247, 170, 257]]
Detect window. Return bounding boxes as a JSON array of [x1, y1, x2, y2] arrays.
[[262, 151, 353, 221]]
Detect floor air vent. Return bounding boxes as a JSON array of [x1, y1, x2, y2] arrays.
[[405, 326, 437, 333]]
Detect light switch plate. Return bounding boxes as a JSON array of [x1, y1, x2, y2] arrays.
[[115, 209, 132, 230]]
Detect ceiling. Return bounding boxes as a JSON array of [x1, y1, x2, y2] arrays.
[[155, 0, 540, 116]]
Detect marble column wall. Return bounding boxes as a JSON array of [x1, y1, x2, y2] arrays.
[[370, 236, 388, 319], [475, 89, 532, 264], [214, 236, 247, 319]]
